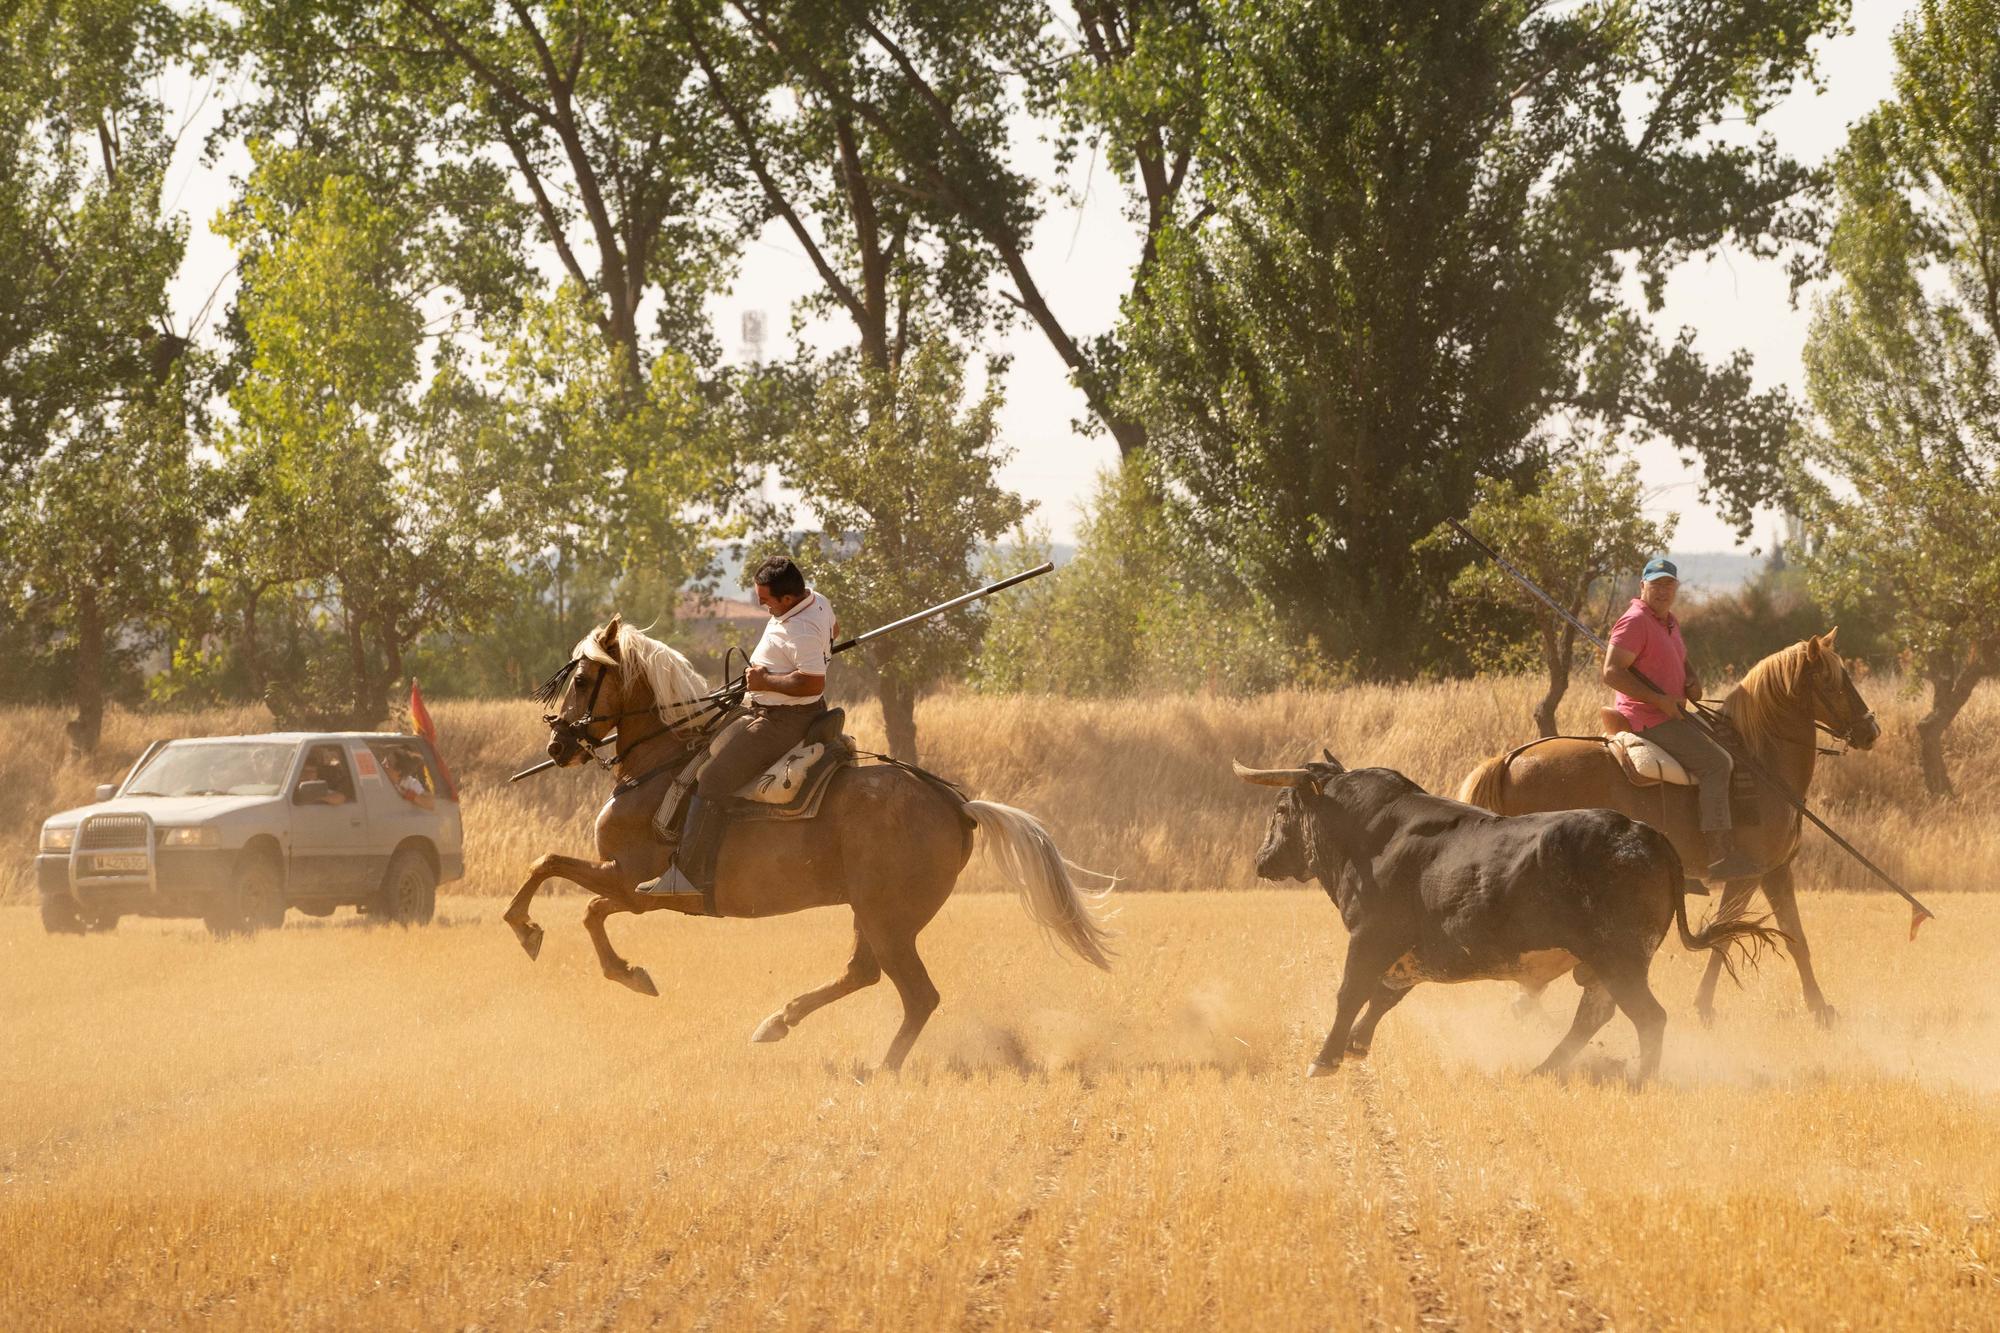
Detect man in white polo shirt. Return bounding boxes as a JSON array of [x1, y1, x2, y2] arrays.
[[639, 556, 837, 905]]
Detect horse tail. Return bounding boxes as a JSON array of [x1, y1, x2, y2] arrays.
[[963, 801, 1116, 971], [1457, 753, 1512, 811], [1665, 830, 1789, 983]]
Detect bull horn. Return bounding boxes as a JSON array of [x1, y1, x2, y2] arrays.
[[1233, 760, 1314, 788]]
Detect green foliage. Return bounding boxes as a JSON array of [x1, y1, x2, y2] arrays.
[[1123, 0, 1843, 678], [1676, 562, 1884, 683], [217, 147, 516, 722], [974, 465, 1308, 698], [764, 341, 1025, 756], [417, 284, 744, 696], [0, 0, 217, 743], [1794, 0, 2000, 793], [220, 0, 745, 376], [1424, 449, 1675, 683]]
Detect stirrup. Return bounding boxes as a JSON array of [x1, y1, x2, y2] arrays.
[[1703, 851, 1762, 881], [636, 864, 702, 898]]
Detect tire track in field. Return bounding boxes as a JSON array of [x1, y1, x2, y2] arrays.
[[1265, 1069, 1383, 1321], [1352, 1063, 1462, 1332], [1462, 1092, 1612, 1333], [1162, 1091, 1239, 1331], [683, 1126, 887, 1333], [959, 1088, 1091, 1332], [1036, 1095, 1124, 1331]]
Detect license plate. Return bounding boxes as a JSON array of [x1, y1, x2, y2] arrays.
[[92, 854, 149, 873]]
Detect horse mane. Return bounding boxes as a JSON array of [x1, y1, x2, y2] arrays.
[[573, 622, 712, 726], [1721, 638, 1820, 745]]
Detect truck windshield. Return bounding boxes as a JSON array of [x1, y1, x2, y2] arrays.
[[124, 742, 298, 798]]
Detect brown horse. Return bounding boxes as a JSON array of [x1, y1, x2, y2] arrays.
[[1456, 631, 1880, 1027], [503, 616, 1114, 1071]]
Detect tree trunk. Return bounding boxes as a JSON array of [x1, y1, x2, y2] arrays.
[[878, 673, 919, 764], [1532, 617, 1572, 738], [241, 584, 265, 697], [68, 583, 106, 757], [383, 634, 407, 713], [346, 611, 372, 724], [1915, 663, 1982, 797]]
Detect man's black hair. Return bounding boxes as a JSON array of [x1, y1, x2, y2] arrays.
[[754, 555, 807, 600]]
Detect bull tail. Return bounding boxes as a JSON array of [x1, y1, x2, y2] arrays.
[[1658, 831, 1789, 983], [1457, 753, 1511, 811], [964, 800, 1116, 970]]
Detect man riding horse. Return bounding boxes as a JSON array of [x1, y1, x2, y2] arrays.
[[637, 556, 837, 909], [1601, 557, 1760, 881]]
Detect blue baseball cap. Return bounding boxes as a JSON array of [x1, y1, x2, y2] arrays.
[[1641, 557, 1679, 583]]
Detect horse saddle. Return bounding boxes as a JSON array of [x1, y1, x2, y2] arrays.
[[1605, 726, 1762, 827], [1607, 731, 1693, 787], [730, 707, 856, 823]]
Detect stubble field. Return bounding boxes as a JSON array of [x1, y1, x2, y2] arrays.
[[5, 677, 1998, 1328], [5, 891, 1998, 1330]]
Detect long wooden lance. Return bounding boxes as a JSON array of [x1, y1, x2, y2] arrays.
[[508, 562, 1058, 784], [1446, 518, 1935, 936]]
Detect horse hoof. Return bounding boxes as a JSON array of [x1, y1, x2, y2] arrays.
[[1695, 1006, 1715, 1030], [1814, 1004, 1839, 1030], [1345, 1041, 1371, 1059], [751, 1013, 791, 1044], [513, 922, 544, 961], [620, 967, 659, 998], [1306, 1060, 1340, 1079], [1510, 991, 1542, 1021]]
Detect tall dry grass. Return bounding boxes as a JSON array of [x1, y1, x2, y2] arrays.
[[5, 672, 1995, 906]]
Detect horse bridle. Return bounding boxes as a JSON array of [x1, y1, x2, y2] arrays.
[[534, 651, 745, 769], [1788, 659, 1876, 751]]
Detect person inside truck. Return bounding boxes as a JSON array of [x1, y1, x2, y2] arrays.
[[386, 748, 436, 811], [296, 745, 356, 806]]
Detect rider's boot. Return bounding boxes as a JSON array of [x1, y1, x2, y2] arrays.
[[636, 794, 723, 910], [1703, 829, 1762, 881]]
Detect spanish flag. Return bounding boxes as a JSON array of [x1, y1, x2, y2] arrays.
[[409, 678, 460, 801]]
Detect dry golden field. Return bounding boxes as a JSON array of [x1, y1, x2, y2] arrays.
[[4, 678, 1998, 1328], [4, 891, 1997, 1330]]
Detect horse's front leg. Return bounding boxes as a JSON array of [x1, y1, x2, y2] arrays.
[[583, 894, 662, 997], [503, 853, 634, 962]]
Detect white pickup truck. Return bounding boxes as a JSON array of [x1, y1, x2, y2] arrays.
[[35, 732, 465, 937]]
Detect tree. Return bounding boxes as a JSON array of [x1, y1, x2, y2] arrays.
[[1426, 451, 1676, 738], [972, 463, 1303, 698], [470, 283, 744, 690], [1120, 0, 1838, 677], [773, 341, 1025, 761], [683, 4, 1040, 754], [217, 148, 514, 723], [0, 0, 212, 748], [1795, 0, 2000, 798], [718, 0, 1198, 458], [222, 0, 745, 387]]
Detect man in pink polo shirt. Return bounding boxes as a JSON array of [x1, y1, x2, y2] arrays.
[[1602, 557, 1760, 880]]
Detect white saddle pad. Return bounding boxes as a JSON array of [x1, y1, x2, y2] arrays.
[[1609, 731, 1693, 786], [738, 742, 827, 805]]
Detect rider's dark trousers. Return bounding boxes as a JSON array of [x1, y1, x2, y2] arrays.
[[696, 699, 827, 801], [1639, 715, 1735, 832]]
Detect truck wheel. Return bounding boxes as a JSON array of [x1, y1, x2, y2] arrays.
[[41, 895, 86, 935], [205, 850, 286, 938], [378, 848, 437, 926]]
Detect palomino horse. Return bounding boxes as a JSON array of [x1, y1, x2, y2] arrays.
[[1456, 631, 1880, 1027], [504, 616, 1114, 1071]]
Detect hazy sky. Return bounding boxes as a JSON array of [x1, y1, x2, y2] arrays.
[[162, 3, 1913, 552]]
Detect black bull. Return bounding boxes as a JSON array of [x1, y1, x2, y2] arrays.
[[1236, 754, 1786, 1082]]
